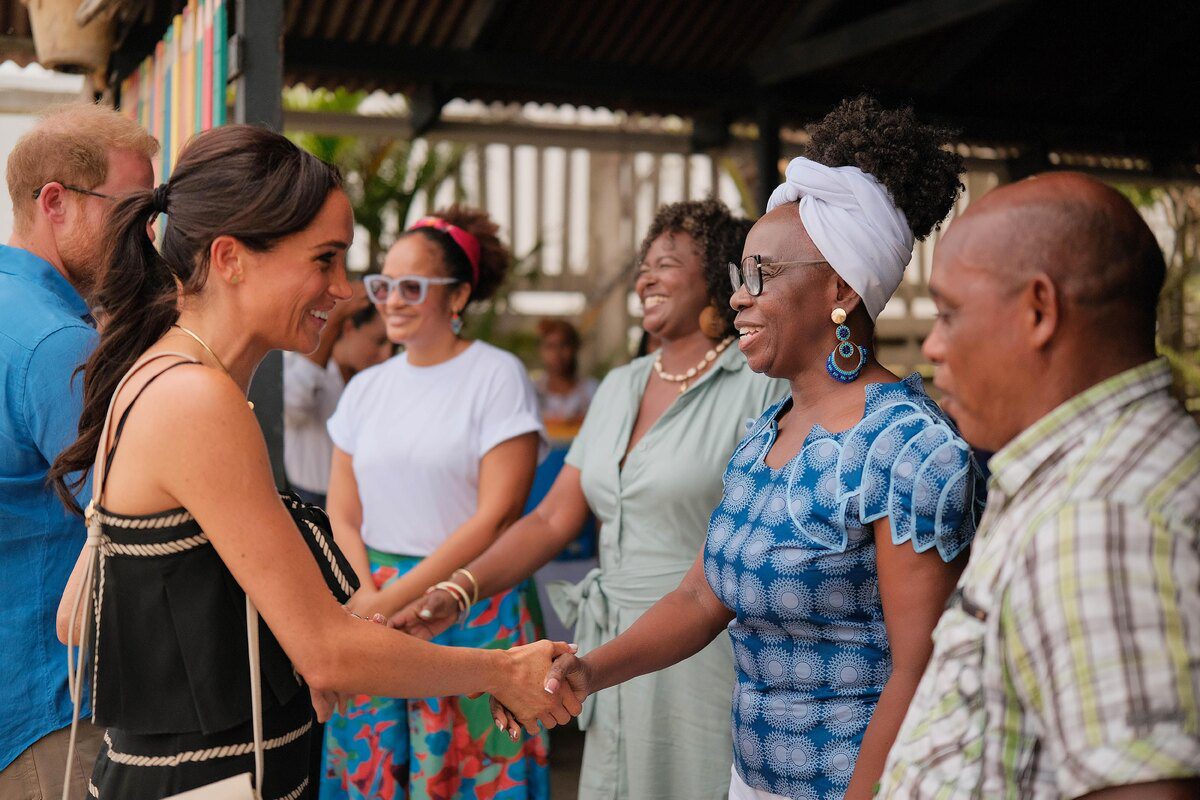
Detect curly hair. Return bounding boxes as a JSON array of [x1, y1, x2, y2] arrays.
[[805, 96, 964, 240], [399, 204, 510, 303], [636, 198, 753, 337]]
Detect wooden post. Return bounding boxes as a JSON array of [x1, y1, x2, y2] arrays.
[[234, 0, 286, 487], [755, 104, 781, 215], [585, 152, 634, 370]]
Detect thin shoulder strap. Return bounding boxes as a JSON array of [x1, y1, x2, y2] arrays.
[[90, 351, 199, 513], [99, 359, 199, 498]]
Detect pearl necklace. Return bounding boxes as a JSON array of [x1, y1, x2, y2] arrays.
[[653, 336, 734, 394]]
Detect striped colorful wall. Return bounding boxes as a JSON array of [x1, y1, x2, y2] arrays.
[[119, 0, 228, 181]]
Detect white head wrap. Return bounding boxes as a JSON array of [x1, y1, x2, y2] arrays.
[[766, 157, 914, 321]]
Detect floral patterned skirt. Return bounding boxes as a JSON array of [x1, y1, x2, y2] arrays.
[[320, 549, 550, 800]]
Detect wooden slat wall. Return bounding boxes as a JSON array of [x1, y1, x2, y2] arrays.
[[377, 130, 1004, 369]]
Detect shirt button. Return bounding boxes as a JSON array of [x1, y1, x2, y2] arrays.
[[956, 664, 982, 699]]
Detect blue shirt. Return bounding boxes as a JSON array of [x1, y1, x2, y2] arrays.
[[704, 374, 986, 799], [0, 244, 97, 770]]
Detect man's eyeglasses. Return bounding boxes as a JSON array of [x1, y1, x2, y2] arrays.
[[364, 274, 459, 305], [32, 182, 114, 201], [729, 254, 826, 297]]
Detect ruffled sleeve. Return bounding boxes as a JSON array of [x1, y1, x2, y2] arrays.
[[786, 378, 984, 562]]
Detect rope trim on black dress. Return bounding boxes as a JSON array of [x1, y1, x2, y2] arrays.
[[92, 508, 195, 529], [101, 719, 312, 767]]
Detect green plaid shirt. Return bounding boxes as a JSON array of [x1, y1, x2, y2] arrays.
[[879, 359, 1200, 799]]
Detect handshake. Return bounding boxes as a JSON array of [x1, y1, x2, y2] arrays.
[[393, 588, 594, 740]]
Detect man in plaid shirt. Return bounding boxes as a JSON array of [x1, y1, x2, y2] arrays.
[[879, 172, 1199, 799]]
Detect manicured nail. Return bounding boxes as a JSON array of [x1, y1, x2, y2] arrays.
[[544, 678, 559, 694], [569, 643, 579, 652], [495, 718, 504, 730], [509, 729, 519, 741], [371, 614, 386, 624], [419, 609, 432, 619]]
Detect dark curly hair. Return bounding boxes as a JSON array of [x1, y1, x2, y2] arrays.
[[636, 198, 753, 337], [805, 96, 964, 240], [399, 204, 510, 304]]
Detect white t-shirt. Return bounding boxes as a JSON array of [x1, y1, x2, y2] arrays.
[[327, 341, 545, 556], [283, 351, 346, 495]]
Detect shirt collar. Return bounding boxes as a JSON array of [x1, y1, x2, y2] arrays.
[[989, 358, 1173, 495], [0, 244, 91, 320]]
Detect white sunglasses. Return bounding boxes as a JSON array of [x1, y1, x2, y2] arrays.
[[363, 274, 459, 305]]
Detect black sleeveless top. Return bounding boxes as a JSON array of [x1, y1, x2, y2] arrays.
[[88, 360, 359, 735]]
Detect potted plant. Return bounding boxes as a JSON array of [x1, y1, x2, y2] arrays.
[[21, 0, 114, 76]]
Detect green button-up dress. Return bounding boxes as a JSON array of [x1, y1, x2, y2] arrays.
[[548, 345, 787, 800]]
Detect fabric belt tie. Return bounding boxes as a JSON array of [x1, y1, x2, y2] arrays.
[[546, 562, 693, 730]]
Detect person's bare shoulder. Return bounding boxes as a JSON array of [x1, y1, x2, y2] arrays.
[[129, 363, 264, 449]]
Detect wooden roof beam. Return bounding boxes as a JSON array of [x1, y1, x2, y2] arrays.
[[752, 0, 1022, 86], [452, 0, 509, 50], [285, 37, 753, 108]]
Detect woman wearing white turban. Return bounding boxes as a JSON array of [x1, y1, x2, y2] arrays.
[[533, 98, 987, 800]]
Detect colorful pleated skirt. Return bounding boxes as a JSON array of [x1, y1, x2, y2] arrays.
[[320, 549, 550, 800]]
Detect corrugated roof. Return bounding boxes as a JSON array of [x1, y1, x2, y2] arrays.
[[1, 0, 1197, 170]]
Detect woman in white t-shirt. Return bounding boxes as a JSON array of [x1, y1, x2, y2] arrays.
[[321, 207, 551, 800]]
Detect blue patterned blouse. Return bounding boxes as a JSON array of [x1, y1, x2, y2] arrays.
[[704, 374, 986, 800]]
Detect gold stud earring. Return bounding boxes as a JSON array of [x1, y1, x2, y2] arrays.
[[230, 274, 241, 285], [831, 307, 847, 324]]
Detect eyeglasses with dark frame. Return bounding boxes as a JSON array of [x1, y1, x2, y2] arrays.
[[729, 254, 826, 297], [363, 273, 460, 306], [32, 182, 115, 201]]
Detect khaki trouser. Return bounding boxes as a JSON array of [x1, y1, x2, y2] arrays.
[[0, 721, 104, 800]]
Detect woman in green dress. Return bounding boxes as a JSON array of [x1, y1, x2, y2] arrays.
[[396, 199, 788, 800]]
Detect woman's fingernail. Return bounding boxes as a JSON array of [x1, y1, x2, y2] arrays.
[[372, 614, 386, 624], [495, 719, 503, 730], [544, 678, 560, 694], [419, 609, 432, 619], [569, 643, 579, 652]]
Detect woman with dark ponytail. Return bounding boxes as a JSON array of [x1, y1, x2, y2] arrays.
[[50, 125, 577, 800]]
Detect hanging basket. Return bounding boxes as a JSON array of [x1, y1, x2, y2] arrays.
[[20, 0, 115, 75]]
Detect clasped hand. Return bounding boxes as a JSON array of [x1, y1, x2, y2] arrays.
[[489, 646, 593, 740], [392, 587, 461, 640], [392, 591, 592, 737]]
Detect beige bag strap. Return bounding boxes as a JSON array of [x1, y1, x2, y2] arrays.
[[246, 598, 264, 795]]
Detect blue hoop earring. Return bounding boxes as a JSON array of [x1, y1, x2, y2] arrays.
[[826, 309, 867, 383]]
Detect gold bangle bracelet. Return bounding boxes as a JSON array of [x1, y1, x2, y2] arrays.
[[432, 581, 471, 616], [452, 567, 480, 606], [426, 582, 465, 612]]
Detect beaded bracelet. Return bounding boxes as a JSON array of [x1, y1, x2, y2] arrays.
[[452, 567, 480, 605]]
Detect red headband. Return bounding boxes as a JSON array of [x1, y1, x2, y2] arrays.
[[408, 216, 481, 287]]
